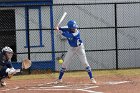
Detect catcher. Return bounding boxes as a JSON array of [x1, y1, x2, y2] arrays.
[[0, 46, 32, 87], [0, 46, 16, 86]]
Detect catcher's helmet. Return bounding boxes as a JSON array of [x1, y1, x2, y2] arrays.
[[2, 46, 13, 55], [67, 20, 78, 29]]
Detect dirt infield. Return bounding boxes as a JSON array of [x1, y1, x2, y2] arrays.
[[0, 71, 140, 93]]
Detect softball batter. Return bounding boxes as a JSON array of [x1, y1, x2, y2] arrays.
[[55, 20, 96, 84]]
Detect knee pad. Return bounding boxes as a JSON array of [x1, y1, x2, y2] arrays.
[[85, 66, 91, 72], [60, 68, 66, 73]]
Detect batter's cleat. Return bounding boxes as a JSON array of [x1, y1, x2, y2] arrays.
[[0, 81, 6, 87], [54, 79, 62, 84], [91, 78, 96, 84]]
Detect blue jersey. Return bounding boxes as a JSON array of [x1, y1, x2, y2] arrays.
[[59, 27, 82, 47]]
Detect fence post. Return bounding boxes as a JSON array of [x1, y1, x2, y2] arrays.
[[26, 6, 31, 73], [114, 3, 118, 70], [50, 4, 55, 71]]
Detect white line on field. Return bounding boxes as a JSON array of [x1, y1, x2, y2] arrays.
[[28, 88, 75, 91], [1, 84, 103, 93], [106, 81, 131, 85], [83, 86, 99, 90], [31, 87, 55, 89], [37, 82, 57, 86], [0, 80, 131, 93], [1, 86, 20, 91], [30, 85, 98, 89], [53, 86, 67, 88], [28, 88, 103, 93], [29, 85, 102, 93], [77, 89, 103, 93]]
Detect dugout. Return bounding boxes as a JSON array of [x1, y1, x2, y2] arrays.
[[0, 0, 55, 72]]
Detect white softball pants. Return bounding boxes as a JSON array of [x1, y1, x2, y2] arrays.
[[62, 43, 90, 69]]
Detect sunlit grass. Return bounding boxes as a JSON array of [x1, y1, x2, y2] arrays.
[[94, 68, 140, 76], [12, 73, 58, 80], [12, 68, 140, 80]]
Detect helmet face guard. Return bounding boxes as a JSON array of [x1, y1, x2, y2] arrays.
[[67, 20, 78, 29]]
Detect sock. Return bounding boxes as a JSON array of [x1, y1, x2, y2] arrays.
[[86, 66, 93, 79], [58, 68, 66, 80], [88, 71, 93, 79]]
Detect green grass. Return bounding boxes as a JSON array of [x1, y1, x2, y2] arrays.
[[12, 73, 58, 80], [94, 68, 140, 76], [12, 69, 140, 80]]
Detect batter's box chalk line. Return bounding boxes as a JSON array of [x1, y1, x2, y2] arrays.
[[105, 81, 131, 85], [1, 86, 20, 92], [29, 84, 102, 93], [26, 82, 102, 93], [37, 82, 98, 87], [1, 82, 103, 93]]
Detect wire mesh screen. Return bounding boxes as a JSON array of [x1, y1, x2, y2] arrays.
[[54, 3, 140, 71], [0, 2, 140, 73], [54, 4, 116, 71]]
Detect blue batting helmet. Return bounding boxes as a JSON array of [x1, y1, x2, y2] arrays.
[[67, 20, 78, 29]]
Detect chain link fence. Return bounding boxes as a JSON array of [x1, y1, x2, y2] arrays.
[[54, 2, 140, 71], [0, 2, 140, 73]]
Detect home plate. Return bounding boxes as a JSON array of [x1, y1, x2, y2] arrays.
[[106, 81, 131, 85]]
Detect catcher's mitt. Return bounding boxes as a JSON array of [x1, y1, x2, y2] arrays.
[[22, 58, 32, 69]]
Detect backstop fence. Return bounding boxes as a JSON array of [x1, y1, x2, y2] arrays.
[[0, 2, 140, 73]]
